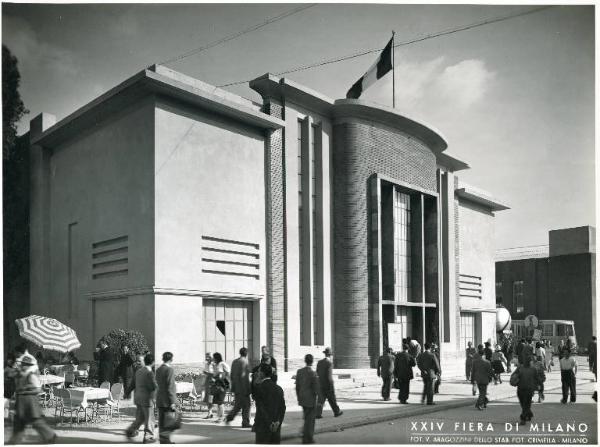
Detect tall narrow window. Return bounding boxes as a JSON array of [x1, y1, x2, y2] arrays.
[[68, 222, 78, 318], [393, 189, 411, 301], [496, 281, 503, 304], [298, 119, 311, 345], [513, 281, 524, 314]]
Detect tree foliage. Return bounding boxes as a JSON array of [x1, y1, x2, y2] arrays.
[[3, 45, 28, 160], [97, 329, 149, 363]]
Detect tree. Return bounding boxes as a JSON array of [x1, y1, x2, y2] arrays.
[[3, 45, 29, 354], [3, 45, 28, 160]]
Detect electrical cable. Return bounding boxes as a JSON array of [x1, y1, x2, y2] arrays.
[[159, 4, 317, 66], [217, 5, 554, 88]]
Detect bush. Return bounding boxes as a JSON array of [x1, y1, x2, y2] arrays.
[[91, 329, 149, 383]]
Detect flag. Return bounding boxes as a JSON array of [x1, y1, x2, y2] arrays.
[[346, 37, 393, 99]]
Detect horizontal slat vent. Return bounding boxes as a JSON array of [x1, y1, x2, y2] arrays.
[[201, 235, 260, 280], [459, 273, 482, 299], [92, 235, 128, 280]]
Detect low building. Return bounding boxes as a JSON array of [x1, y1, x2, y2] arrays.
[[495, 226, 596, 344], [27, 65, 508, 369]]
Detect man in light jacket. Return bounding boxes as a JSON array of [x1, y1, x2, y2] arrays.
[[226, 347, 252, 428], [125, 353, 157, 443], [156, 352, 178, 444], [295, 354, 323, 444]]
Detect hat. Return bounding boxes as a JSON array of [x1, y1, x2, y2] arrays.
[[19, 354, 36, 366], [323, 347, 332, 355]]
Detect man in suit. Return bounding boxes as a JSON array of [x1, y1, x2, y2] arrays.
[[394, 343, 416, 404], [519, 338, 534, 366], [295, 354, 322, 444], [156, 352, 178, 444], [377, 348, 395, 401], [226, 347, 252, 428], [253, 364, 285, 444], [471, 345, 492, 410], [117, 345, 135, 395], [125, 353, 157, 443], [94, 340, 114, 385], [316, 347, 343, 418], [416, 342, 440, 405]]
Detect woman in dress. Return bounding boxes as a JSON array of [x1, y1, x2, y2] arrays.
[[211, 352, 230, 423], [491, 345, 507, 384]]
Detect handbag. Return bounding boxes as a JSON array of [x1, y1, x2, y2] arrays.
[[163, 409, 182, 430], [509, 368, 520, 387]]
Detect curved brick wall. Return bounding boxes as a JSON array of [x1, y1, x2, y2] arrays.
[[332, 119, 438, 368]]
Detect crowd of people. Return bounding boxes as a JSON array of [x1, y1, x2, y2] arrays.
[[4, 335, 596, 444]]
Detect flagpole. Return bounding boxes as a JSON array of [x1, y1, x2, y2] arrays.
[[392, 30, 395, 108]]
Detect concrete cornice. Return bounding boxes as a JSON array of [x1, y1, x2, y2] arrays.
[[250, 73, 335, 115], [332, 99, 448, 154], [32, 66, 284, 148], [85, 286, 263, 300], [437, 152, 470, 172], [455, 185, 510, 212]]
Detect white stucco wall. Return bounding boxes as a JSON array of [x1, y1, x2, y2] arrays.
[[33, 99, 156, 356]]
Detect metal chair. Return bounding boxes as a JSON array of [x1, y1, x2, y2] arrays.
[[54, 388, 86, 426], [106, 383, 123, 420]]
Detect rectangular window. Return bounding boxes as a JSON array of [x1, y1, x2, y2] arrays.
[[393, 189, 411, 302], [513, 281, 524, 314], [542, 323, 553, 337], [459, 312, 476, 348]]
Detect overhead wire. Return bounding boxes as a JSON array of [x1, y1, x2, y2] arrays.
[[216, 5, 554, 88], [159, 4, 318, 66]]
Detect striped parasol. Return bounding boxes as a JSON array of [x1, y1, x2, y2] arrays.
[[15, 315, 81, 353]]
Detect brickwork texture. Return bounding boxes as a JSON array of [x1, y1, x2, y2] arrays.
[[332, 121, 437, 368]]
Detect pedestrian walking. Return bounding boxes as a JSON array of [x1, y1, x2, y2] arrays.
[[7, 354, 56, 444], [407, 337, 422, 359], [533, 354, 546, 403], [94, 340, 114, 385], [513, 358, 541, 425], [559, 350, 578, 404], [316, 347, 343, 418], [394, 343, 415, 404], [253, 364, 286, 444], [483, 341, 493, 362], [588, 336, 596, 381], [124, 353, 157, 443], [471, 344, 492, 410], [117, 345, 135, 395], [211, 352, 230, 423], [295, 354, 322, 444], [491, 345, 507, 384], [377, 348, 395, 401], [260, 346, 278, 384], [416, 343, 440, 405], [519, 338, 534, 366], [4, 353, 17, 399], [202, 352, 216, 419], [544, 341, 553, 372], [156, 352, 178, 444], [226, 347, 252, 428], [465, 341, 476, 382], [431, 343, 442, 394]]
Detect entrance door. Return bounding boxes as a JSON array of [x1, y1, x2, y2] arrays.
[[203, 299, 253, 364], [459, 312, 476, 349]]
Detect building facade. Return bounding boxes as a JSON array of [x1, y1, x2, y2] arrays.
[[496, 226, 596, 344], [28, 65, 507, 370]]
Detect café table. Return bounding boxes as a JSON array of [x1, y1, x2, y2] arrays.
[[175, 381, 194, 395], [39, 374, 65, 386]]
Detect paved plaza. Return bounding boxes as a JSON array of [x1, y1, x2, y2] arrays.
[[5, 357, 597, 444]]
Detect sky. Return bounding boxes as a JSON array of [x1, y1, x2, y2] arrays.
[[2, 2, 595, 251]]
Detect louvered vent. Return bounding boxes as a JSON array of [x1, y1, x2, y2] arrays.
[[459, 273, 482, 299], [201, 235, 259, 280], [92, 235, 128, 279]]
